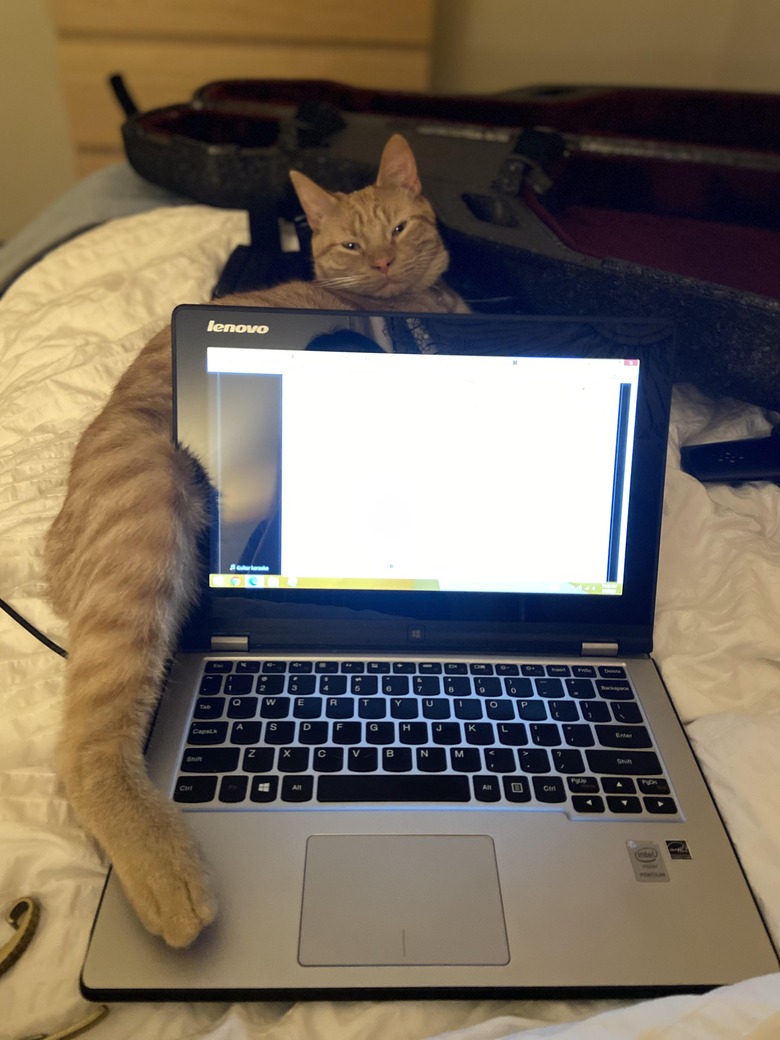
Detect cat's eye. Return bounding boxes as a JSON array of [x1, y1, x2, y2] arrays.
[[342, 241, 360, 250], [392, 222, 407, 236]]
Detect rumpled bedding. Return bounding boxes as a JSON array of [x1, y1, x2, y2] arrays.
[[1, 206, 779, 1039]]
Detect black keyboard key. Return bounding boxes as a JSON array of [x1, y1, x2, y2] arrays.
[[502, 776, 532, 803], [187, 722, 228, 745], [485, 699, 513, 721], [315, 660, 338, 673], [567, 775, 599, 794], [256, 675, 285, 695], [572, 794, 605, 813], [484, 748, 517, 773], [282, 776, 314, 802], [549, 700, 578, 722], [413, 675, 442, 697], [294, 696, 324, 720], [474, 775, 502, 802], [205, 660, 233, 673], [199, 674, 224, 695], [289, 661, 313, 673], [602, 777, 636, 794], [383, 675, 410, 696], [474, 677, 502, 697], [260, 696, 291, 719], [597, 680, 634, 700], [638, 777, 670, 795], [444, 676, 471, 697], [393, 661, 416, 673], [264, 721, 295, 744], [644, 796, 678, 814], [326, 697, 353, 719], [444, 662, 468, 674], [225, 674, 254, 695], [358, 698, 386, 720], [465, 723, 494, 746], [312, 747, 343, 772], [470, 663, 494, 675], [423, 698, 451, 720], [552, 748, 585, 774], [497, 723, 528, 746], [454, 698, 482, 720], [350, 675, 376, 696], [518, 748, 551, 773], [230, 721, 262, 745], [579, 701, 611, 722], [173, 776, 217, 803], [332, 721, 361, 744], [318, 774, 471, 802], [242, 747, 274, 772], [611, 702, 643, 724], [288, 675, 316, 696], [278, 747, 310, 772], [516, 700, 546, 721], [262, 661, 286, 672], [419, 662, 443, 674], [342, 661, 367, 673], [219, 775, 248, 803], [194, 697, 223, 720], [596, 725, 652, 749], [321, 675, 348, 695], [607, 795, 642, 813], [531, 723, 560, 747], [496, 663, 520, 676], [250, 776, 279, 802], [417, 747, 447, 772], [521, 664, 544, 676], [451, 748, 482, 772], [504, 677, 534, 698], [536, 679, 564, 698], [398, 722, 428, 744], [432, 722, 461, 745], [367, 661, 391, 673], [236, 660, 261, 673], [586, 750, 662, 775], [565, 679, 596, 700], [181, 747, 239, 772], [347, 747, 378, 772], [563, 724, 595, 748], [383, 747, 412, 772], [546, 664, 571, 676], [390, 698, 418, 720], [227, 697, 258, 719], [365, 722, 394, 745], [599, 666, 627, 678], [572, 665, 597, 677], [533, 776, 567, 802]]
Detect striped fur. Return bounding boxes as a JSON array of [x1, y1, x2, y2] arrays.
[[45, 135, 468, 947]]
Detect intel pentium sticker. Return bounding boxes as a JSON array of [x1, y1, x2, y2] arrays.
[[627, 841, 670, 882]]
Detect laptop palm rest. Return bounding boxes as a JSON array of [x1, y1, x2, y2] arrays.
[[298, 834, 510, 966]]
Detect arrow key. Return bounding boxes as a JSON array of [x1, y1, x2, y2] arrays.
[[607, 795, 642, 813], [572, 794, 605, 813]]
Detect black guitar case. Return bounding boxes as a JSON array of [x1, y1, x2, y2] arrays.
[[116, 79, 780, 410]]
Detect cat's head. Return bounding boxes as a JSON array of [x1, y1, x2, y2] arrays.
[[289, 135, 449, 299]]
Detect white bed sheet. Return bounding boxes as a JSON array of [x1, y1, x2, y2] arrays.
[[1, 206, 779, 1040]]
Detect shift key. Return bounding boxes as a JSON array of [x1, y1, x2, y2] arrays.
[[586, 750, 662, 775]]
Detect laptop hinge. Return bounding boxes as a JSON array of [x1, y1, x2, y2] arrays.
[[581, 641, 619, 657], [210, 635, 250, 653]]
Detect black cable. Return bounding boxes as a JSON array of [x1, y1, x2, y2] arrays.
[[0, 596, 68, 658]]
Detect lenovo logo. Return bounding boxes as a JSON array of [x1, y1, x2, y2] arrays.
[[207, 319, 269, 334]]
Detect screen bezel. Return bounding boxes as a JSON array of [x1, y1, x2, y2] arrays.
[[173, 306, 674, 655]]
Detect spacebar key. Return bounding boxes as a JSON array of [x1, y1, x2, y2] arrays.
[[317, 775, 471, 802]]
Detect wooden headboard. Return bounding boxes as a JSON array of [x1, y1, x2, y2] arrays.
[[49, 0, 435, 177]]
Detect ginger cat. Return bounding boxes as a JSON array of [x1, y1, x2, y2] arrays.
[[46, 134, 468, 947]]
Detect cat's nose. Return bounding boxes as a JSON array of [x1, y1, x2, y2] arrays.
[[372, 256, 394, 275]]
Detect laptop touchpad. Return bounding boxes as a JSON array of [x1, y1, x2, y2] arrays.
[[298, 834, 510, 966]]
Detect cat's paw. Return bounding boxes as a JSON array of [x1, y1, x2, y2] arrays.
[[113, 824, 217, 948]]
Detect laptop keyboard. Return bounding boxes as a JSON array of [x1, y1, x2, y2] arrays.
[[172, 658, 680, 819]]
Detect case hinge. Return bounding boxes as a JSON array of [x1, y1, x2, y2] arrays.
[[210, 635, 249, 653], [581, 641, 619, 657]]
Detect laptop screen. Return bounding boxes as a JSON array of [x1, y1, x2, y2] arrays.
[[173, 307, 674, 654], [205, 347, 639, 598]]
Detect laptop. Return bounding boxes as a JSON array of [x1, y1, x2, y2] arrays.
[[81, 305, 777, 1000]]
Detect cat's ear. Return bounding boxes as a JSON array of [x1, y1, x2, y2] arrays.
[[289, 170, 340, 232], [375, 134, 422, 196]]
